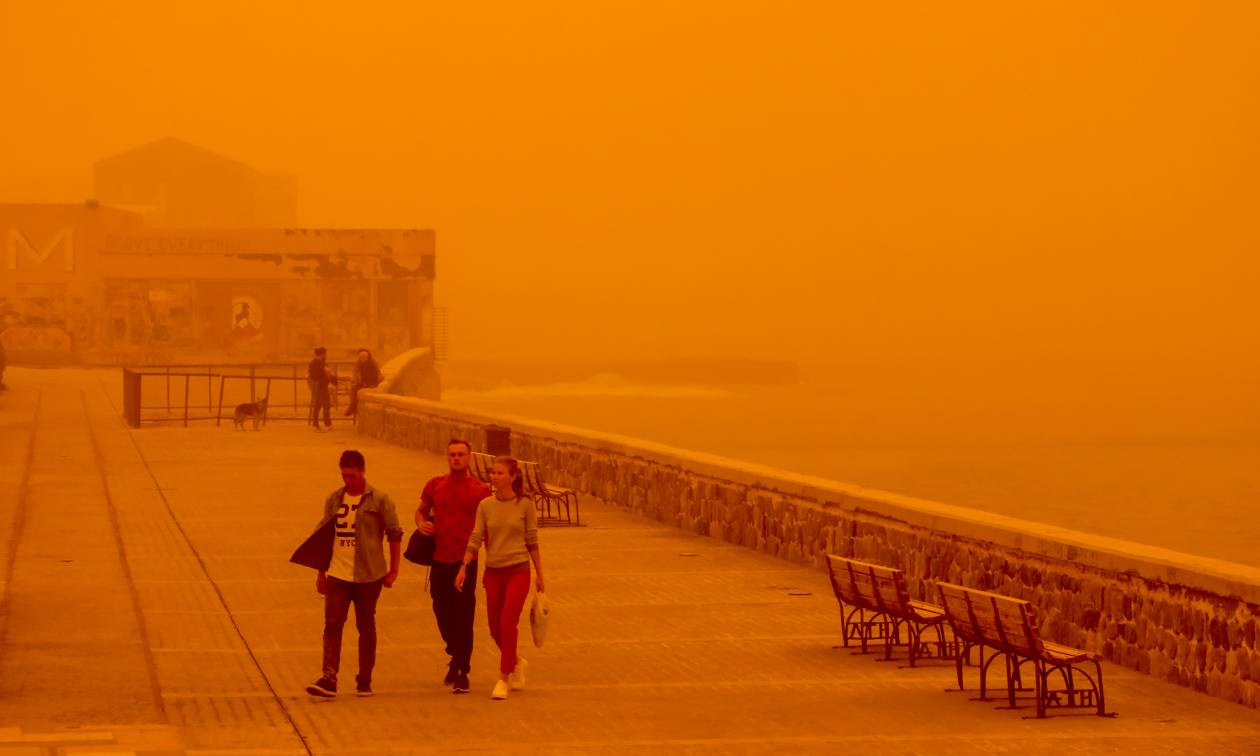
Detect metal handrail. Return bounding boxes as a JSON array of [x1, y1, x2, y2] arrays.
[[122, 362, 353, 428]]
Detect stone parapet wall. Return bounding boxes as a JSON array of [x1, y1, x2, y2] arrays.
[[357, 393, 1260, 709]]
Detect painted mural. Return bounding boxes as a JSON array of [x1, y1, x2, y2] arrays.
[[0, 206, 435, 364], [230, 295, 263, 344]]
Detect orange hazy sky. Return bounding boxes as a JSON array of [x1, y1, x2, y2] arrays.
[[2, 1, 1257, 363]]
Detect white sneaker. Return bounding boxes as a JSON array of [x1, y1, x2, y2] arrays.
[[508, 658, 528, 690], [491, 679, 509, 700]]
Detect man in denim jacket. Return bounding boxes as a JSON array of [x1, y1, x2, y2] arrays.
[[291, 450, 402, 697]]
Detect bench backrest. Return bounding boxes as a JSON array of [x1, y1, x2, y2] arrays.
[[470, 452, 495, 485], [937, 582, 1042, 657], [826, 554, 913, 615], [519, 460, 548, 496]]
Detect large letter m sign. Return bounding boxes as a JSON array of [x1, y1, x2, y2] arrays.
[[6, 228, 75, 271]]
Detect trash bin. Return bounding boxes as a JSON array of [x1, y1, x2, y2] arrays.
[[484, 424, 511, 456]]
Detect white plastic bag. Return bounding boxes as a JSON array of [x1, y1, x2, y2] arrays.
[[530, 591, 550, 648]]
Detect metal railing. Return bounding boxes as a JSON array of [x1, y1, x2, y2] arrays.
[[121, 362, 356, 428]]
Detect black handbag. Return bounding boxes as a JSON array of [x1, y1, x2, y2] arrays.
[[404, 529, 435, 565]]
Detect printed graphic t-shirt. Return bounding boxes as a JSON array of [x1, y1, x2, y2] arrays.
[[326, 492, 362, 581]]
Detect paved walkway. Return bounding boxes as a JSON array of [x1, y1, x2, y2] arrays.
[[1, 367, 1260, 755]]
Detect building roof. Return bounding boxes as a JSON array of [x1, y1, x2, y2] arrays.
[[93, 137, 255, 173]]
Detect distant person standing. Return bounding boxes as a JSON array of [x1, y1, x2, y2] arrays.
[[0, 340, 7, 390], [308, 346, 334, 430], [416, 439, 491, 693], [456, 456, 544, 700], [345, 348, 381, 418], [290, 450, 403, 698]]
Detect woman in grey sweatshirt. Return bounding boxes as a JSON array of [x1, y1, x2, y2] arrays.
[[455, 456, 544, 699]]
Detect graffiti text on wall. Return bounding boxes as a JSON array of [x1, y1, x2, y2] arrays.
[[6, 229, 75, 271]]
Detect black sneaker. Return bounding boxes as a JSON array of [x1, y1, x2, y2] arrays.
[[452, 671, 470, 694], [355, 679, 374, 697], [306, 677, 337, 698], [443, 662, 459, 686]]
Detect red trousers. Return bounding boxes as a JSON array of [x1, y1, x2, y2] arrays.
[[482, 563, 531, 675]]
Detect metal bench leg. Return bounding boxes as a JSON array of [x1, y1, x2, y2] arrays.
[[979, 650, 995, 701], [950, 641, 969, 691], [1005, 655, 1018, 709], [1093, 661, 1108, 717], [880, 618, 901, 661], [838, 604, 851, 648], [1035, 661, 1048, 719]]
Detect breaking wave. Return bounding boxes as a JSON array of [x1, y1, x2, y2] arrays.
[[443, 373, 733, 401]]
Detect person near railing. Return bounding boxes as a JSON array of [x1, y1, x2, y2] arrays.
[[308, 346, 336, 431], [345, 348, 381, 418]]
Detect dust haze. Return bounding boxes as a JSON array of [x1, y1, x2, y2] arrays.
[[2, 2, 1257, 549]]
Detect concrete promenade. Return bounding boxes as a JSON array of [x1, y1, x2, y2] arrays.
[[1, 367, 1260, 754]]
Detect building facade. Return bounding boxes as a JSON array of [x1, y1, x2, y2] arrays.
[[0, 202, 436, 365]]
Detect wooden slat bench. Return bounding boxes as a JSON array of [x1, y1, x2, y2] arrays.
[[470, 452, 581, 526], [825, 555, 953, 667], [470, 451, 496, 485], [936, 582, 1112, 718], [520, 460, 581, 526]]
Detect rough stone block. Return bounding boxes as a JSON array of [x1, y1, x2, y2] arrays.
[[1161, 629, 1178, 659], [1228, 619, 1244, 649], [1242, 679, 1259, 708], [1150, 650, 1173, 680]]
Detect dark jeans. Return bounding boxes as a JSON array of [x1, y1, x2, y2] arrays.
[[322, 576, 384, 685], [430, 560, 477, 673], [309, 382, 331, 427]]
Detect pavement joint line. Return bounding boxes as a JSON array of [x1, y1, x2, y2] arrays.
[[0, 731, 113, 743], [0, 390, 40, 664], [243, 634, 845, 654], [150, 649, 254, 654], [160, 693, 278, 700], [282, 677, 969, 695], [218, 599, 823, 614], [182, 745, 309, 750], [379, 733, 1260, 749], [142, 610, 235, 615], [82, 390, 168, 721], [120, 417, 314, 756]]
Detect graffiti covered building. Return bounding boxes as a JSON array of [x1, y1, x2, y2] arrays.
[[0, 202, 436, 365]]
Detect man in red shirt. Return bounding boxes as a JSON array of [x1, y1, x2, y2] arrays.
[[416, 439, 491, 693]]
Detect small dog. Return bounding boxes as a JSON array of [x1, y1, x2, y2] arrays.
[[232, 396, 268, 430]]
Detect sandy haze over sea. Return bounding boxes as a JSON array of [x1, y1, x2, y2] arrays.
[[2, 2, 1257, 562]]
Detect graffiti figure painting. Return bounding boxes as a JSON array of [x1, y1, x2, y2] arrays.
[[231, 295, 263, 343]]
